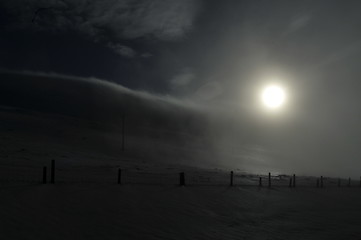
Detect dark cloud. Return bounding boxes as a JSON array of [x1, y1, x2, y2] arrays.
[[2, 0, 201, 41], [4, 1, 361, 178]]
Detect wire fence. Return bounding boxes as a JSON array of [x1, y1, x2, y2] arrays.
[[0, 162, 360, 188]]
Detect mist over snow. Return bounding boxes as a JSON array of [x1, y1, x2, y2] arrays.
[[0, 70, 359, 178]]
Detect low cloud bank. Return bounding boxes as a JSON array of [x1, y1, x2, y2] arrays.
[[0, 70, 243, 169], [1, 71, 358, 178]]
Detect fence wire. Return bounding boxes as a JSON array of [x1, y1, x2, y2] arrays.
[[0, 163, 360, 188]]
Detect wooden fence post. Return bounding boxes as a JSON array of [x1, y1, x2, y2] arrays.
[[320, 176, 323, 188], [259, 177, 262, 187], [50, 159, 55, 184], [118, 168, 122, 185], [293, 174, 296, 188], [42, 166, 47, 184], [179, 172, 185, 186], [268, 172, 271, 188], [230, 171, 233, 186]]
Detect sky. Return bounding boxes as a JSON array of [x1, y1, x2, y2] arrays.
[[2, 0, 361, 177]]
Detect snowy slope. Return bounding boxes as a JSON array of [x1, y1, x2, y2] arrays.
[[1, 71, 361, 239], [1, 184, 361, 240]]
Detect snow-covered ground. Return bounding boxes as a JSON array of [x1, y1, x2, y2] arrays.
[[1, 184, 361, 239], [1, 107, 361, 239], [1, 73, 361, 239]]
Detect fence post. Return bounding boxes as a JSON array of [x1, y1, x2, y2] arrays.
[[348, 177, 351, 187], [338, 178, 341, 187], [293, 174, 296, 188], [42, 166, 47, 184], [179, 172, 185, 186], [289, 177, 292, 188], [50, 159, 55, 184], [320, 176, 323, 188], [316, 178, 320, 188], [230, 171, 233, 186], [118, 168, 122, 185], [268, 172, 271, 188], [259, 177, 262, 187]]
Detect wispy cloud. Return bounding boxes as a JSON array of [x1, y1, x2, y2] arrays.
[[170, 68, 195, 90], [107, 43, 136, 58], [283, 14, 312, 36], [4, 0, 201, 41], [193, 81, 223, 101]]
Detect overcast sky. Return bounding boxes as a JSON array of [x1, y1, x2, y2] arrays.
[[2, 0, 361, 98], [2, 0, 361, 177]]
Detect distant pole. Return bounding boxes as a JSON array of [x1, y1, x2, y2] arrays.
[[122, 116, 125, 151], [320, 176, 323, 188], [259, 177, 262, 187], [230, 171, 233, 186], [268, 172, 271, 188], [293, 174, 296, 188], [42, 166, 47, 184], [179, 172, 185, 186], [348, 177, 351, 187], [338, 178, 341, 187], [289, 177, 292, 188], [50, 159, 55, 184], [117, 168, 122, 185]]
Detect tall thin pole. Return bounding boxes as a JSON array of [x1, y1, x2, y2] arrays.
[[179, 172, 185, 186], [293, 174, 296, 188], [320, 176, 323, 188], [259, 177, 262, 187], [118, 168, 122, 185]]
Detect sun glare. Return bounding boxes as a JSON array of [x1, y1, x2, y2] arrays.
[[261, 85, 286, 109]]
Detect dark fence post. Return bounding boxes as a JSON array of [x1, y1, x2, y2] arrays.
[[118, 168, 122, 185], [348, 177, 351, 187], [289, 177, 292, 188], [230, 171, 233, 186], [268, 172, 271, 188], [293, 174, 296, 188], [338, 178, 341, 187], [320, 176, 323, 188], [259, 177, 262, 187], [179, 172, 185, 186], [50, 159, 55, 184], [42, 166, 47, 184]]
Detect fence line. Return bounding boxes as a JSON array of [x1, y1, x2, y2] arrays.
[[0, 161, 361, 188]]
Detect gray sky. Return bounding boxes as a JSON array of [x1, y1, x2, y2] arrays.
[[2, 0, 361, 177]]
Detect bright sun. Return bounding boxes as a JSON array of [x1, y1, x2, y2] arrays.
[[261, 85, 286, 109]]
